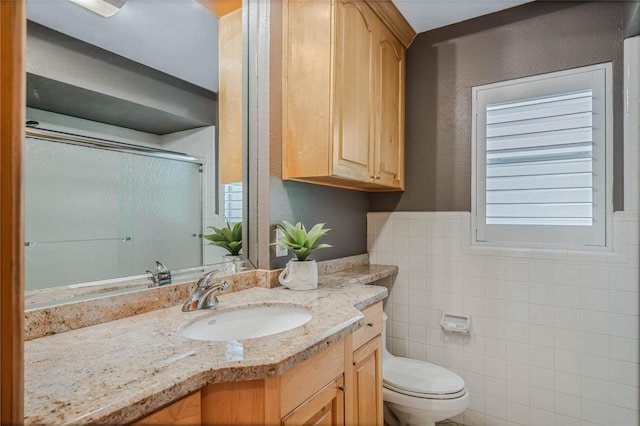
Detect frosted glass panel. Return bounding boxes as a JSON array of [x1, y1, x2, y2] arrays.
[[24, 137, 203, 290]]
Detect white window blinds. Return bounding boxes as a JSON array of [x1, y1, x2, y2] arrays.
[[485, 90, 594, 226], [472, 64, 612, 247], [224, 182, 243, 224]]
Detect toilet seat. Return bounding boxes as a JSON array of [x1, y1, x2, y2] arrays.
[[383, 357, 466, 400]]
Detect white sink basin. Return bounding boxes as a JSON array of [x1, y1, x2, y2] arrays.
[[181, 305, 313, 341]]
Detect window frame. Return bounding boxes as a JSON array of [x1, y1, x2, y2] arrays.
[[471, 63, 613, 249]]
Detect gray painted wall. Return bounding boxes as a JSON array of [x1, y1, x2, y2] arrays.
[[370, 1, 639, 212], [269, 179, 369, 269], [259, 0, 369, 270]]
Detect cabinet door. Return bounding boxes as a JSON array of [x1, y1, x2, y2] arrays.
[[374, 24, 405, 189], [352, 336, 383, 426], [332, 0, 376, 183], [218, 8, 243, 184], [282, 376, 345, 426]]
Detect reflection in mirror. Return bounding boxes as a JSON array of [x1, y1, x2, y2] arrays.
[[24, 1, 247, 308], [25, 127, 204, 287]]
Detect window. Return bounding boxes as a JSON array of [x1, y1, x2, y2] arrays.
[[224, 182, 243, 224], [472, 63, 612, 248]]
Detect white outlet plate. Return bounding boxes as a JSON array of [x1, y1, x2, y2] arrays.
[[275, 229, 288, 257]]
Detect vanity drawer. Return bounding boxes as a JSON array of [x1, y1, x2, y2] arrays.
[[280, 338, 345, 416], [352, 301, 383, 350]]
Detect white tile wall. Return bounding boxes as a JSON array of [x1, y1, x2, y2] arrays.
[[369, 210, 639, 426]]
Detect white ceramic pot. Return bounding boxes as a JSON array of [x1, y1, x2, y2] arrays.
[[223, 255, 242, 274], [278, 259, 318, 290]]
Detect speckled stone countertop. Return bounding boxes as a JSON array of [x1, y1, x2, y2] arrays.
[[24, 264, 396, 425]]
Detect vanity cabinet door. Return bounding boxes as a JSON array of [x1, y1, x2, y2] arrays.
[[132, 391, 201, 425], [352, 336, 383, 426], [282, 376, 345, 426]]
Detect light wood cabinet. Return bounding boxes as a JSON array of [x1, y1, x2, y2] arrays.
[[352, 336, 383, 426], [281, 376, 345, 426], [218, 8, 243, 184], [195, 0, 240, 18], [351, 299, 383, 350], [331, 1, 377, 185], [132, 391, 201, 425], [131, 302, 384, 426], [282, 0, 414, 192], [374, 23, 405, 189], [348, 302, 383, 426], [198, 339, 346, 426]]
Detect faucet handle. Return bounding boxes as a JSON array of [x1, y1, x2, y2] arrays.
[[182, 271, 228, 312], [155, 261, 171, 281], [196, 268, 223, 288], [147, 261, 172, 287], [146, 270, 159, 287], [196, 280, 229, 310]]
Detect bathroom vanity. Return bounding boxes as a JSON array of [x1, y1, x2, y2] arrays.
[[23, 263, 394, 425], [134, 301, 383, 426]]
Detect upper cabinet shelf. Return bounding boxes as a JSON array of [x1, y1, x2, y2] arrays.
[[282, 0, 415, 192]]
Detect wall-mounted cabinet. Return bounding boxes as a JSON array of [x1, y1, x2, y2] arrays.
[[282, 0, 415, 192], [218, 8, 243, 184]]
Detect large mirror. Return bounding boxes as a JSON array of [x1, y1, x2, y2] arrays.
[[24, 0, 248, 308]]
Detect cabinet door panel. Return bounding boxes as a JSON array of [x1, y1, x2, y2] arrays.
[[282, 376, 345, 426], [352, 336, 383, 426], [375, 25, 404, 189], [333, 0, 375, 182], [283, 0, 333, 179], [219, 9, 243, 184]]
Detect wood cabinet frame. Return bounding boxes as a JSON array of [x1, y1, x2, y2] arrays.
[[0, 1, 25, 423]]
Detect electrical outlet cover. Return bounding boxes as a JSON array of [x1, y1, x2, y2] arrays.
[[275, 229, 288, 257]]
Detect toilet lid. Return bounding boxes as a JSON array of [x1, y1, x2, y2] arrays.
[[383, 357, 465, 396]]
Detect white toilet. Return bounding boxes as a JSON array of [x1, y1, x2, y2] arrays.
[[382, 313, 470, 426]]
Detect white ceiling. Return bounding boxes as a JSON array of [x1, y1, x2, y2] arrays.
[[26, 0, 219, 92], [27, 0, 532, 93], [392, 0, 533, 33]]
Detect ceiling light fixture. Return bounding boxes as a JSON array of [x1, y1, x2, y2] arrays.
[[68, 0, 126, 17]]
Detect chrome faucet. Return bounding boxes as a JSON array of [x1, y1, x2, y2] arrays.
[[147, 261, 172, 287], [182, 269, 229, 312]]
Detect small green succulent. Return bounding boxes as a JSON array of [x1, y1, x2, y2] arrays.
[[203, 222, 242, 256], [274, 220, 331, 261]]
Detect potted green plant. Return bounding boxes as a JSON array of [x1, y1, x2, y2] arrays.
[[204, 222, 242, 272], [274, 220, 331, 290]]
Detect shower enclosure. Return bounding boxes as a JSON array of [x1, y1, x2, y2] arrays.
[[24, 131, 204, 290]]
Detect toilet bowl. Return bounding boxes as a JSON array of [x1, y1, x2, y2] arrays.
[[382, 313, 470, 426]]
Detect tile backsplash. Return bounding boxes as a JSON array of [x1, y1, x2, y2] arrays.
[[369, 211, 639, 426]]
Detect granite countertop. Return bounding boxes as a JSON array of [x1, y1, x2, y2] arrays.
[[24, 264, 395, 425]]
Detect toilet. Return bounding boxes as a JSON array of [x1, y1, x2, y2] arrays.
[[382, 313, 470, 426]]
